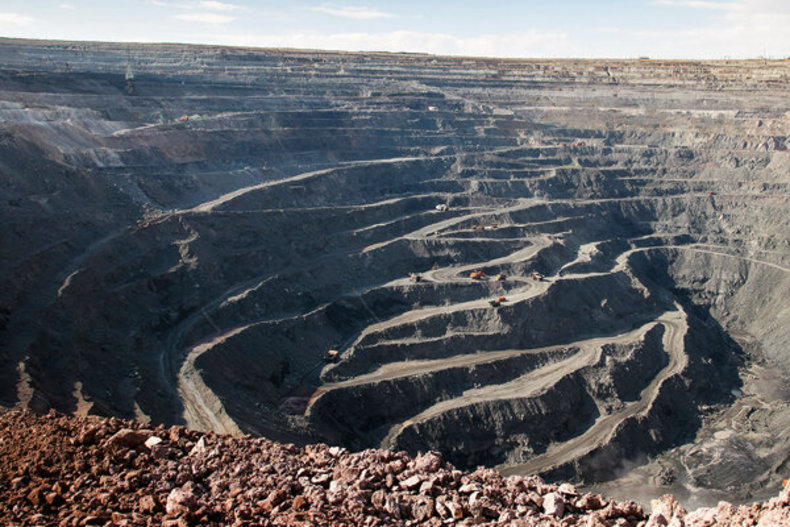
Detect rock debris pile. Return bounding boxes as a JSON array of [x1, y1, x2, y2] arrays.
[[1, 411, 789, 526]]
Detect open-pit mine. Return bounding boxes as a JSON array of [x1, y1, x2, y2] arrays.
[[1, 38, 788, 507]]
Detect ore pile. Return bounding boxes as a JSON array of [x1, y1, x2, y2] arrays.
[[1, 411, 789, 526], [0, 410, 641, 526]]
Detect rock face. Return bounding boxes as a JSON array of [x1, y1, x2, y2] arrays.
[[1, 39, 789, 505], [1, 410, 789, 526]]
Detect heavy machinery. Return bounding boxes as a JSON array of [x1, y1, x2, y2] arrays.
[[323, 349, 340, 363]]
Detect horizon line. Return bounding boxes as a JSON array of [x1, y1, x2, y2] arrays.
[[1, 36, 787, 63]]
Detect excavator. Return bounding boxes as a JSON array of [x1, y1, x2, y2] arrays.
[[469, 270, 486, 280]]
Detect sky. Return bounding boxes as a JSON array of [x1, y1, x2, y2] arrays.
[[1, 0, 789, 59]]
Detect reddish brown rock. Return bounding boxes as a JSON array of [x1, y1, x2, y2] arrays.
[[326, 481, 346, 505], [138, 494, 159, 513], [445, 500, 464, 520], [107, 428, 153, 450], [577, 494, 604, 510], [411, 451, 443, 473], [26, 487, 43, 506], [1, 411, 788, 527], [144, 436, 164, 450], [44, 492, 63, 506], [165, 485, 198, 517], [386, 459, 405, 475], [292, 494, 308, 510], [647, 494, 686, 527], [399, 474, 423, 490], [544, 491, 566, 518], [410, 495, 435, 522], [387, 495, 403, 518]]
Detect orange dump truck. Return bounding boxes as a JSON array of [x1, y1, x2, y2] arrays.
[[489, 297, 507, 307]]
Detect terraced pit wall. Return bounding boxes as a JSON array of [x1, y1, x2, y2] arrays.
[[0, 38, 788, 506]]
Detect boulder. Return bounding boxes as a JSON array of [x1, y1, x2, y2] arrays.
[[107, 429, 153, 450], [544, 492, 566, 518]]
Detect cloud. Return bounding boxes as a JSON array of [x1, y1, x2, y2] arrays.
[[0, 12, 34, 27], [591, 27, 623, 34], [152, 0, 242, 10], [649, 0, 737, 9], [205, 29, 572, 58], [309, 6, 398, 20], [198, 1, 241, 11], [58, 3, 75, 9], [631, 0, 790, 57], [175, 12, 236, 24]]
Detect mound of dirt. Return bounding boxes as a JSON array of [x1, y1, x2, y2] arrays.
[[1, 410, 788, 526]]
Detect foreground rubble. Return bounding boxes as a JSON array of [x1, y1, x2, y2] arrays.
[[1, 411, 788, 526]]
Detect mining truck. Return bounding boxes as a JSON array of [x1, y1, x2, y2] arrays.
[[324, 349, 340, 362]]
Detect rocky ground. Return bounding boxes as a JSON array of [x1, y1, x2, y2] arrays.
[[1, 410, 789, 527]]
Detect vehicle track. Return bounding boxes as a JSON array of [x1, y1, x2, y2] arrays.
[[499, 305, 688, 476], [383, 311, 678, 450]]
